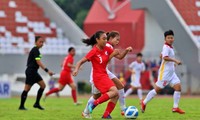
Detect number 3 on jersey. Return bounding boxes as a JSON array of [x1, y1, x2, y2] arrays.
[[97, 55, 102, 64]]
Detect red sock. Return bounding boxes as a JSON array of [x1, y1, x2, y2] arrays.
[[46, 88, 59, 96], [94, 93, 109, 105], [103, 101, 116, 118], [71, 89, 77, 103]]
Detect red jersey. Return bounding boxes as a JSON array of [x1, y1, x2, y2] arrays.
[[62, 54, 74, 72], [106, 42, 114, 50], [85, 45, 113, 78]]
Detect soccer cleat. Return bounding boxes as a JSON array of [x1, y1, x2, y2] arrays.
[[82, 112, 92, 119], [102, 114, 112, 119], [141, 100, 146, 113], [33, 104, 45, 110], [74, 101, 83, 106], [121, 110, 125, 116], [88, 102, 96, 113], [18, 106, 28, 110], [172, 108, 185, 114]]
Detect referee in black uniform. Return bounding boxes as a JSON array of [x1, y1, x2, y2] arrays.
[[19, 36, 54, 110]]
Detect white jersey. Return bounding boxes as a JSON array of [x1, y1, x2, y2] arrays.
[[158, 44, 175, 81], [129, 61, 145, 82]]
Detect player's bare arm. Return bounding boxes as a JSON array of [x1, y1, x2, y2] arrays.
[[36, 60, 54, 76], [163, 56, 182, 65], [73, 57, 88, 76], [68, 63, 76, 68], [129, 68, 135, 74], [115, 47, 133, 60], [108, 49, 119, 61]]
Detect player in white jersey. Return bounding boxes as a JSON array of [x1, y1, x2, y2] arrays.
[[82, 31, 132, 118], [141, 30, 185, 114], [124, 53, 145, 102]]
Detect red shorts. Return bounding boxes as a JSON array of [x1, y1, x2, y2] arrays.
[[58, 71, 73, 86], [93, 75, 115, 94]]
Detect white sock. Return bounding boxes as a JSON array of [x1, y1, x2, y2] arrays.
[[137, 89, 143, 100], [84, 96, 95, 114], [173, 91, 181, 108], [124, 88, 133, 97], [118, 89, 126, 110], [143, 89, 157, 105]]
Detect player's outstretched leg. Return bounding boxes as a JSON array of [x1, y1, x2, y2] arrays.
[[34, 88, 45, 110], [101, 86, 118, 118], [88, 93, 110, 113], [82, 96, 95, 118], [172, 83, 185, 114], [141, 89, 157, 113], [124, 88, 133, 98], [19, 90, 28, 110], [118, 89, 126, 115], [102, 101, 117, 119], [137, 88, 143, 102]]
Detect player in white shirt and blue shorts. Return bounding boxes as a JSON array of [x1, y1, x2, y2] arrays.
[[141, 30, 185, 114], [124, 53, 145, 103]]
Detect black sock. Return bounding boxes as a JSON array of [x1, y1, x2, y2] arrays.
[[35, 88, 44, 105], [19, 90, 28, 108]]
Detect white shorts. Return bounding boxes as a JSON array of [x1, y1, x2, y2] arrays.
[[91, 83, 101, 94], [156, 73, 180, 89], [130, 75, 141, 87], [107, 69, 117, 80], [91, 70, 117, 94]]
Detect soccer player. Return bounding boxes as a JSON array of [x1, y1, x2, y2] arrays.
[[82, 31, 132, 118], [48, 77, 59, 97], [124, 53, 145, 102], [73, 30, 120, 119], [45, 47, 81, 105], [141, 30, 185, 114], [19, 36, 54, 110]]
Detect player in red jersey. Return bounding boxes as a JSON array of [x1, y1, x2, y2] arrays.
[[45, 47, 81, 105], [82, 31, 133, 118], [73, 31, 120, 119]]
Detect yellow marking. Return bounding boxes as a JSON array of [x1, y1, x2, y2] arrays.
[[35, 57, 41, 60], [159, 61, 166, 80]]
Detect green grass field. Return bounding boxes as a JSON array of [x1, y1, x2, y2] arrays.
[[0, 95, 199, 120]]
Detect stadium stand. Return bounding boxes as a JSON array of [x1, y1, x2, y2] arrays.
[[0, 0, 73, 55], [171, 0, 200, 43]]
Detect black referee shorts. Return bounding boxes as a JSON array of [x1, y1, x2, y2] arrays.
[[25, 68, 43, 86]]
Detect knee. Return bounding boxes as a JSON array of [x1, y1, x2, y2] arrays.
[[93, 93, 101, 99], [71, 85, 76, 90], [174, 86, 181, 91], [155, 87, 161, 93], [113, 89, 119, 97], [173, 84, 181, 91], [117, 84, 124, 90], [41, 84, 46, 89]]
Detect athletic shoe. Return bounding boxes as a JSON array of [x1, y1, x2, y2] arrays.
[[172, 108, 185, 114], [74, 101, 83, 106], [82, 112, 92, 119], [18, 106, 27, 110], [88, 102, 96, 113], [121, 110, 125, 116], [141, 100, 146, 113], [102, 114, 112, 119], [33, 104, 44, 110]]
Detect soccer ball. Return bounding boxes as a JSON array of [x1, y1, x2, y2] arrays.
[[124, 106, 139, 119]]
